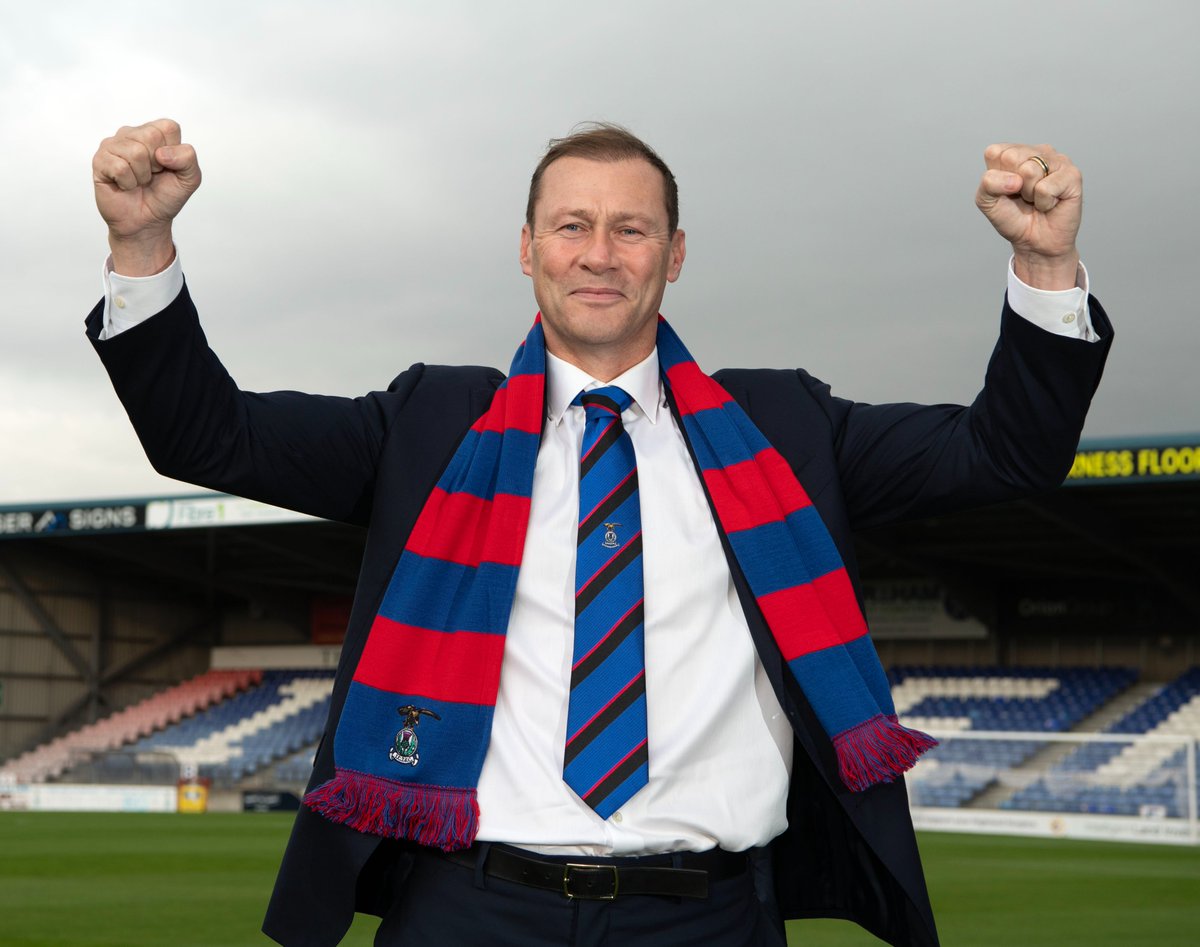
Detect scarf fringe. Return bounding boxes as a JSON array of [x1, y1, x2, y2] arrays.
[[832, 714, 938, 792], [304, 769, 479, 851]]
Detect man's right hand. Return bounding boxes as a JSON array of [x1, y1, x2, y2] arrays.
[[93, 119, 201, 276]]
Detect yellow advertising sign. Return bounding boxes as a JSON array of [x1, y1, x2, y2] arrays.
[[177, 780, 209, 814], [1066, 442, 1200, 484]]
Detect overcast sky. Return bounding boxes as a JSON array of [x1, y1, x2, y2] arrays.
[[2, 0, 1196, 504]]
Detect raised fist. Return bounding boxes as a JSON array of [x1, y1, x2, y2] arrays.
[[975, 143, 1082, 290], [93, 119, 201, 275]]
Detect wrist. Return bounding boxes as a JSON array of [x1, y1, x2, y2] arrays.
[[1012, 249, 1081, 291], [108, 230, 176, 277]]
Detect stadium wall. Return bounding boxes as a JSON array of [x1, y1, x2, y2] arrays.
[[0, 548, 212, 762]]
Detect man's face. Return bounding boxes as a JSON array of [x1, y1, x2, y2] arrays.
[[520, 157, 686, 378]]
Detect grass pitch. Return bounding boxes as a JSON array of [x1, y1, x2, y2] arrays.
[[1, 812, 1197, 945]]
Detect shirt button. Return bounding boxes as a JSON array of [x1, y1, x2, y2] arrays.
[[613, 811, 623, 823], [1061, 312, 1076, 324], [114, 296, 127, 309]]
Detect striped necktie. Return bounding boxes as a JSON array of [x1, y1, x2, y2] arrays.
[[563, 386, 649, 818]]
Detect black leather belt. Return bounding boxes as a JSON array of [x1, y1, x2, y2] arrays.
[[445, 844, 749, 900]]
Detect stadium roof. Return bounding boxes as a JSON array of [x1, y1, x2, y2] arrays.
[[2, 433, 1198, 623]]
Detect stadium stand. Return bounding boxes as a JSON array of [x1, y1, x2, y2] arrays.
[[893, 665, 1138, 733], [0, 669, 261, 784], [128, 670, 333, 785], [892, 666, 1139, 808], [5, 661, 1197, 823], [1003, 666, 1200, 818]]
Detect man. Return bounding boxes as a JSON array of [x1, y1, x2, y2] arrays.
[[89, 120, 1110, 947]]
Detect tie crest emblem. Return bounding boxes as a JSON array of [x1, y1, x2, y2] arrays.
[[602, 522, 621, 548]]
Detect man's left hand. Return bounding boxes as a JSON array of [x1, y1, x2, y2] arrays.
[[976, 143, 1082, 290]]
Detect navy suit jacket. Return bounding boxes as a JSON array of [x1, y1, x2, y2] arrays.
[[88, 288, 1112, 947]]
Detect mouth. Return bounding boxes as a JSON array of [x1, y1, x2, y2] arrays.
[[570, 287, 625, 302]]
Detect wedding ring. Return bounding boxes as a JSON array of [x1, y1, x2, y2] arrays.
[[1027, 154, 1051, 178]]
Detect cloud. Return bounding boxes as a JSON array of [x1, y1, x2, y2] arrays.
[[4, 0, 1199, 502]]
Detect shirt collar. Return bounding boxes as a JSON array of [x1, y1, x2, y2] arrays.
[[546, 348, 663, 426]]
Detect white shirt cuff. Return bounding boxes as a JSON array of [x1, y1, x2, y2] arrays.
[[1006, 258, 1096, 341], [99, 251, 185, 340]]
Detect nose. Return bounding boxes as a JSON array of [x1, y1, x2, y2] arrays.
[[578, 230, 616, 272]]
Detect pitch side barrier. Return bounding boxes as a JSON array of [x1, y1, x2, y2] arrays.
[[0, 778, 176, 812]]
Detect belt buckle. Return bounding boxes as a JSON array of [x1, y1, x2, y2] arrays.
[[563, 863, 619, 900]]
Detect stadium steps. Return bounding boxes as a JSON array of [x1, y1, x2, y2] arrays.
[[1092, 692, 1200, 788], [1070, 682, 1163, 733], [895, 666, 1138, 810], [964, 681, 1155, 809], [239, 743, 320, 790], [1002, 667, 1200, 817]]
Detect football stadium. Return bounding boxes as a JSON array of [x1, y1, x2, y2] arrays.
[[2, 434, 1198, 945]]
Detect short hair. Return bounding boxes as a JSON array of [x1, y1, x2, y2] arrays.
[[525, 122, 679, 234]]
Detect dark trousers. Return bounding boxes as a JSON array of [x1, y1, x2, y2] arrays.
[[373, 845, 788, 947]]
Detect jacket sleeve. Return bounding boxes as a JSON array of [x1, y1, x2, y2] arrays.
[[804, 297, 1113, 531], [86, 282, 420, 527]]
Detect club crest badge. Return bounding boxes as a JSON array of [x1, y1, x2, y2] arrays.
[[602, 522, 621, 548], [388, 704, 441, 766]]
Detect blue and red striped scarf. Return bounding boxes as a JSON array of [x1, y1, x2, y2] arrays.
[[304, 315, 935, 849]]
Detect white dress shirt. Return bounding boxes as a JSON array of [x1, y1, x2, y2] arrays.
[[97, 254, 1097, 855], [477, 349, 794, 854]]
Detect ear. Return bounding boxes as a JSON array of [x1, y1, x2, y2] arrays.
[[519, 224, 533, 277], [666, 229, 686, 283]]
